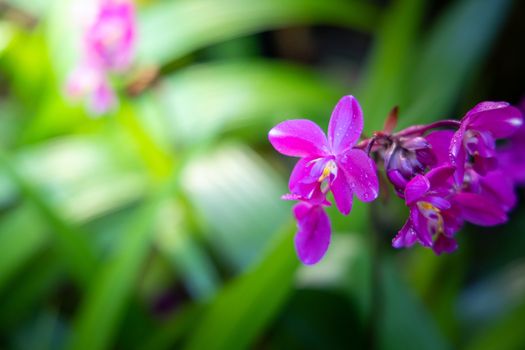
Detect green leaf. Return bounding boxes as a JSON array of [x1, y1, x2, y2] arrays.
[[182, 143, 289, 270], [402, 0, 512, 125], [0, 203, 48, 295], [138, 0, 381, 65], [0, 149, 96, 287], [378, 262, 450, 350], [138, 304, 204, 350], [157, 60, 344, 146], [67, 160, 188, 350], [15, 136, 148, 222], [0, 254, 63, 332], [67, 195, 163, 350], [155, 200, 220, 300], [466, 299, 525, 350], [183, 223, 298, 350]]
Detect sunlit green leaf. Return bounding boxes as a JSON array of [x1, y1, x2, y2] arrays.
[[157, 61, 344, 146], [0, 149, 96, 286], [182, 143, 289, 270]]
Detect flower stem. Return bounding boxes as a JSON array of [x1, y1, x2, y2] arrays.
[[394, 119, 461, 137]]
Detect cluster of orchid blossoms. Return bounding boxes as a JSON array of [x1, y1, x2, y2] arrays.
[[269, 95, 524, 265], [66, 0, 136, 115]]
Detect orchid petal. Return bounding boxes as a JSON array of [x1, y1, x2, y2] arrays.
[[293, 203, 331, 265], [465, 130, 495, 157], [331, 170, 353, 215], [433, 235, 458, 255], [387, 169, 408, 189], [450, 128, 467, 184], [467, 102, 523, 138], [269, 119, 329, 157], [392, 220, 418, 248], [453, 192, 507, 226], [441, 207, 464, 237], [289, 157, 320, 198], [328, 96, 364, 154], [405, 175, 430, 205], [90, 77, 116, 115], [411, 209, 432, 247], [425, 196, 451, 210], [426, 164, 455, 189], [472, 155, 497, 175], [425, 130, 454, 165], [336, 149, 379, 202], [480, 170, 516, 211]]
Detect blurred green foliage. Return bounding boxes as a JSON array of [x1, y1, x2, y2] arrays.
[[0, 0, 524, 349]]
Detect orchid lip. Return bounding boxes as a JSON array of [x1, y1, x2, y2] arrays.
[[318, 160, 337, 182]]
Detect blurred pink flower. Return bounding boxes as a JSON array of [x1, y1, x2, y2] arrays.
[[66, 0, 136, 116], [85, 0, 136, 72]]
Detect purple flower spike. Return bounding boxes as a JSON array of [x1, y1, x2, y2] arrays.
[[293, 202, 331, 265], [450, 101, 523, 180], [271, 96, 522, 261], [269, 96, 379, 216]]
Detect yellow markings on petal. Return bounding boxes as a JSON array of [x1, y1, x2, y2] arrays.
[[318, 160, 337, 182], [418, 201, 445, 235], [419, 201, 439, 212], [318, 165, 331, 182]]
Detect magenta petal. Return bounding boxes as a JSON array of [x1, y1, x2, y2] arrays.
[[411, 209, 432, 247], [336, 149, 379, 202], [465, 131, 495, 157], [426, 196, 451, 210], [472, 155, 497, 175], [387, 169, 408, 189], [450, 128, 467, 184], [289, 157, 320, 198], [293, 203, 331, 265], [327, 96, 364, 154], [441, 208, 464, 237], [86, 0, 136, 71], [453, 192, 507, 226], [425, 130, 454, 165], [468, 103, 523, 138], [433, 235, 458, 255], [90, 78, 116, 115], [404, 175, 430, 205], [426, 164, 455, 189], [480, 170, 516, 211], [392, 220, 417, 248], [293, 201, 311, 219], [331, 171, 353, 215], [269, 119, 329, 157], [403, 137, 430, 151], [500, 149, 525, 185]]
